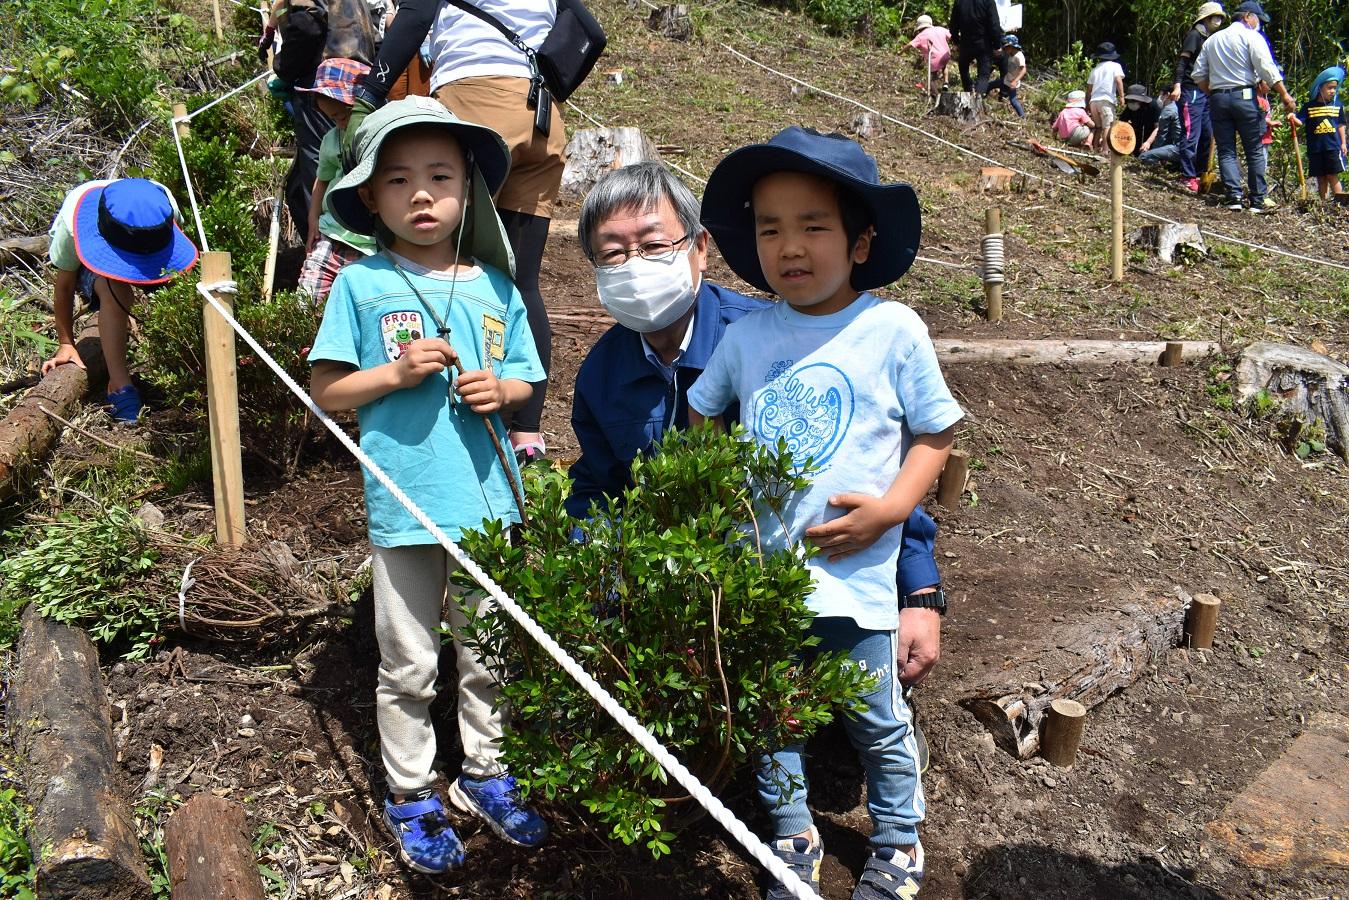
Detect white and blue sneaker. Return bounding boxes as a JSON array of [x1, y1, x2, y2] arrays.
[[448, 773, 549, 847]]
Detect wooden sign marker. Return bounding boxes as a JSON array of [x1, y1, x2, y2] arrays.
[[1185, 593, 1221, 649], [1107, 122, 1135, 283], [937, 448, 970, 510]]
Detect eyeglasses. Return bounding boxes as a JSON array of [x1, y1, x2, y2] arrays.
[[592, 233, 692, 268]]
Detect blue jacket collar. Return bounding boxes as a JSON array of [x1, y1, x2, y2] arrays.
[[615, 281, 728, 385]]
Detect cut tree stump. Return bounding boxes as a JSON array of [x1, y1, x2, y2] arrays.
[[932, 338, 1219, 366], [934, 91, 983, 124], [1127, 223, 1206, 264], [849, 112, 883, 139], [559, 127, 661, 204], [979, 167, 1023, 192], [1235, 341, 1349, 458], [8, 606, 151, 898], [0, 318, 106, 503], [165, 794, 266, 900], [960, 588, 1188, 757], [647, 3, 692, 40], [0, 234, 49, 269]]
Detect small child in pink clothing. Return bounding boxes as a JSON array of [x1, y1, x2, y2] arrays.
[[908, 15, 951, 96], [1053, 90, 1095, 150]]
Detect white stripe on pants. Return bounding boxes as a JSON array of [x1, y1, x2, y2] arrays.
[[371, 543, 506, 794]]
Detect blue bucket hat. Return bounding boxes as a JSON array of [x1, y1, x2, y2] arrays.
[[1095, 42, 1121, 61], [699, 127, 921, 293], [73, 179, 198, 284], [1309, 66, 1344, 106], [1234, 0, 1269, 23]]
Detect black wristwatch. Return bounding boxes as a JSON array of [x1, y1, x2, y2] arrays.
[[900, 588, 947, 615]]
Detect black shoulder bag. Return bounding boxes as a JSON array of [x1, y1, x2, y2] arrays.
[[446, 0, 607, 103]]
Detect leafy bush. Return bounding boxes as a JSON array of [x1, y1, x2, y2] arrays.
[[454, 425, 873, 856], [1029, 41, 1094, 118], [0, 505, 161, 657], [0, 784, 36, 900]]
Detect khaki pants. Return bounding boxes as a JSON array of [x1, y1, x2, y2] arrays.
[[371, 543, 505, 794], [435, 76, 566, 217]]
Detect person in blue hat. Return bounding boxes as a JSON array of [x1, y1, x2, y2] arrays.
[[1287, 66, 1346, 200], [41, 178, 199, 424], [689, 127, 964, 900], [988, 33, 1027, 118]]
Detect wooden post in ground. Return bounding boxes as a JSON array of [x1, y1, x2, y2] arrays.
[[1185, 593, 1221, 649], [1110, 152, 1124, 281], [201, 251, 246, 547], [212, 0, 224, 40], [172, 103, 190, 140], [1041, 698, 1087, 767], [984, 206, 1003, 322], [937, 448, 970, 510], [1161, 342, 1183, 367], [165, 794, 266, 900], [262, 191, 282, 301]]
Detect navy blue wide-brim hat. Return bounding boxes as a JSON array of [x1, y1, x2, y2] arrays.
[[699, 127, 921, 294], [73, 179, 198, 284]]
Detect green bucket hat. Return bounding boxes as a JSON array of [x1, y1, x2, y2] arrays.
[[327, 96, 516, 277]]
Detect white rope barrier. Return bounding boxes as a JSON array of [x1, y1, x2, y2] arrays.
[[191, 276, 822, 900], [171, 120, 210, 252], [981, 233, 1005, 285], [180, 70, 271, 122], [719, 42, 1349, 274]]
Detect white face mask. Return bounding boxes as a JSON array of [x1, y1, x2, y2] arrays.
[[594, 250, 699, 333]]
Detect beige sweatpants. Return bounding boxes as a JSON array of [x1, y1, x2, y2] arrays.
[[371, 543, 506, 795]]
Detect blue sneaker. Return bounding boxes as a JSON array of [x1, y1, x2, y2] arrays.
[[382, 790, 464, 874], [448, 774, 549, 847], [105, 385, 142, 425], [851, 843, 925, 899], [765, 831, 823, 900]]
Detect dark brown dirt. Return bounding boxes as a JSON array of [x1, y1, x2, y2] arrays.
[[32, 0, 1349, 897]]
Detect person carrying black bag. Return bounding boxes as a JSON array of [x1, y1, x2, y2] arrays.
[[348, 0, 605, 466]]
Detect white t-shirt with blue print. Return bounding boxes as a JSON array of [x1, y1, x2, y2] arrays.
[[309, 251, 544, 547], [687, 293, 963, 630]]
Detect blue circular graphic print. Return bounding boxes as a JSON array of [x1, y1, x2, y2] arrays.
[[753, 362, 855, 471]]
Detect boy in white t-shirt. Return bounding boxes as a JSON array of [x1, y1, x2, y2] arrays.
[[1086, 42, 1126, 151]]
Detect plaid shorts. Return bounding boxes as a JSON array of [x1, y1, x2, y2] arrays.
[[299, 238, 366, 305]]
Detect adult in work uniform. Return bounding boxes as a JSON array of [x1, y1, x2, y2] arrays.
[[1170, 1, 1228, 194], [568, 161, 949, 694], [1192, 0, 1297, 212], [949, 0, 1002, 95], [350, 0, 564, 465]]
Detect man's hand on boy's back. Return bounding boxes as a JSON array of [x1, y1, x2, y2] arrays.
[[806, 492, 902, 562]]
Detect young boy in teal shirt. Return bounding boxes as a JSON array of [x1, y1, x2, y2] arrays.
[[308, 96, 547, 874], [689, 127, 963, 900]]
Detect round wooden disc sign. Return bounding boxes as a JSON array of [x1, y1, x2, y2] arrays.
[[1108, 121, 1137, 155]]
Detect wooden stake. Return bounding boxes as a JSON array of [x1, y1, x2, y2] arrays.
[[1110, 151, 1124, 282], [212, 0, 224, 40], [1185, 593, 1221, 650], [262, 192, 282, 301], [201, 252, 246, 547], [1041, 698, 1086, 767], [984, 206, 1002, 322], [937, 448, 970, 510], [172, 102, 190, 140], [1161, 342, 1183, 367]]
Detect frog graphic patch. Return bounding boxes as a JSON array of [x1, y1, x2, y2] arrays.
[[381, 311, 426, 362]]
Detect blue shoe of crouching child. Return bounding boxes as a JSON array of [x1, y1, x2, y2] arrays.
[[851, 842, 925, 899], [448, 773, 549, 847], [105, 384, 142, 424], [383, 790, 465, 874]]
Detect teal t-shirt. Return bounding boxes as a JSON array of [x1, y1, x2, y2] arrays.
[[308, 250, 544, 547], [316, 128, 377, 255]]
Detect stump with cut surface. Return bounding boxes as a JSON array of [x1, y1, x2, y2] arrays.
[[647, 3, 692, 41], [559, 127, 661, 203], [8, 606, 150, 899], [165, 794, 266, 900], [934, 91, 983, 124], [1235, 341, 1349, 458], [1128, 223, 1206, 264]]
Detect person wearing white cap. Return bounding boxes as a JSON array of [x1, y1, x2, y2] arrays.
[[1169, 2, 1228, 192], [908, 14, 952, 96], [1053, 90, 1095, 149]]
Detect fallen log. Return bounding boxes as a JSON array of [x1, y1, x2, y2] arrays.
[[1235, 340, 1349, 459], [8, 606, 151, 898], [932, 338, 1220, 365], [960, 588, 1188, 758], [0, 234, 49, 269], [165, 794, 266, 900], [0, 318, 105, 503]]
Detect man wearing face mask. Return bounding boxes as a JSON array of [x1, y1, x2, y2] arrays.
[[566, 162, 947, 692]]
